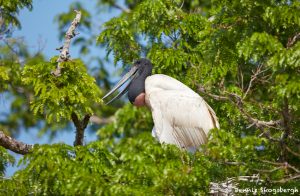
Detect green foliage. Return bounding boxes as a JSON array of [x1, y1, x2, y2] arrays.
[[96, 0, 300, 190], [98, 104, 153, 140], [2, 129, 295, 195], [0, 66, 9, 91], [0, 0, 32, 28], [0, 39, 48, 136], [0, 147, 15, 176], [0, 136, 211, 195], [1, 0, 300, 194], [22, 59, 102, 122]]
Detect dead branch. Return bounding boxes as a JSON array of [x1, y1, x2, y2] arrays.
[[52, 10, 82, 76], [243, 63, 268, 99], [0, 131, 32, 155], [284, 145, 300, 158]]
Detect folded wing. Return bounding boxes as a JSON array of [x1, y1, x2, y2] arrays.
[[145, 74, 219, 150]]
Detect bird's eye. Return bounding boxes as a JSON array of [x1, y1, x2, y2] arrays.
[[136, 60, 141, 64]]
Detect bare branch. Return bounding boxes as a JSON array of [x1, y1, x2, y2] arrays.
[[243, 63, 267, 99], [284, 145, 300, 158], [272, 174, 300, 184], [0, 131, 32, 155], [253, 167, 283, 173], [287, 32, 300, 49], [222, 161, 245, 166], [52, 10, 82, 76], [260, 160, 300, 173], [197, 85, 227, 101]]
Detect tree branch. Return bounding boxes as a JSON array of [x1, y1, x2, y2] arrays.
[[72, 113, 91, 146], [272, 174, 300, 184], [243, 63, 269, 99], [197, 86, 227, 101], [229, 93, 281, 129], [0, 131, 32, 155], [256, 160, 300, 177], [198, 85, 281, 129], [287, 32, 300, 49], [52, 10, 82, 76], [284, 145, 300, 158]]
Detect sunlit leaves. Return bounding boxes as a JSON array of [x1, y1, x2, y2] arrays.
[[0, 0, 32, 29], [22, 59, 102, 122], [1, 135, 211, 195], [0, 147, 15, 176], [97, 17, 140, 64], [237, 32, 284, 62], [98, 103, 152, 140], [1, 0, 300, 194]]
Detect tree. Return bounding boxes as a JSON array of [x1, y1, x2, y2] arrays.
[[1, 0, 300, 195]]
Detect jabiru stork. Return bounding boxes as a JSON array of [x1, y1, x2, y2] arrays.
[[103, 59, 219, 151]]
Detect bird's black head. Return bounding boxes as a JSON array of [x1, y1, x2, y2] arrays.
[[102, 58, 153, 104], [128, 59, 152, 103]]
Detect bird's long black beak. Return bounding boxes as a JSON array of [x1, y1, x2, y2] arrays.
[[102, 66, 138, 104]]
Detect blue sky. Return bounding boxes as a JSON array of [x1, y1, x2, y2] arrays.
[[5, 0, 123, 176]]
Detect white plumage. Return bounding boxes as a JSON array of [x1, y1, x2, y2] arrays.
[[145, 74, 219, 150], [103, 59, 219, 151]]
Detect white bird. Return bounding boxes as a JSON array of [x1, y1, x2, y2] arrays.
[[103, 59, 219, 151]]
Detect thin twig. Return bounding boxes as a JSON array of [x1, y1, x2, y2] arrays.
[[197, 86, 228, 101], [243, 63, 264, 99], [272, 174, 300, 183], [260, 160, 300, 173], [253, 166, 283, 173]]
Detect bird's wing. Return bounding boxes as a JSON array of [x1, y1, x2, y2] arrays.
[[146, 89, 218, 150]]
